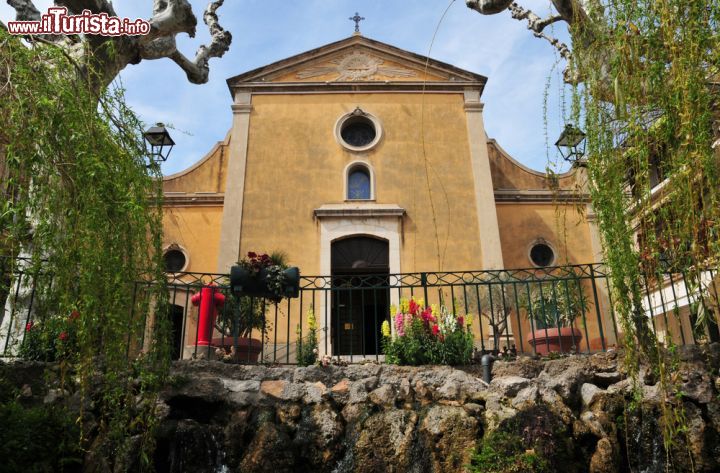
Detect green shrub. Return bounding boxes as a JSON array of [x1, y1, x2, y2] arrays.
[[18, 311, 80, 362], [0, 400, 82, 472], [470, 429, 550, 473], [382, 298, 473, 366], [296, 306, 318, 366], [470, 405, 576, 473]]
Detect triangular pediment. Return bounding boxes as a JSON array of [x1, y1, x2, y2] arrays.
[[227, 35, 486, 87]]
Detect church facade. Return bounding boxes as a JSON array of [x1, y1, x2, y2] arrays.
[[160, 34, 608, 359]]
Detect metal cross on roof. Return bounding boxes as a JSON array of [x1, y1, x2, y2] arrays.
[[349, 12, 365, 34]]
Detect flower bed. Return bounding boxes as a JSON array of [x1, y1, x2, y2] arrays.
[[19, 310, 80, 362], [382, 298, 473, 365]]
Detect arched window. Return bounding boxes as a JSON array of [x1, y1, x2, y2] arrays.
[[347, 165, 371, 200]]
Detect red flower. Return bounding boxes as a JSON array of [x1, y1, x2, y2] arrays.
[[25, 322, 34, 332], [457, 316, 464, 327], [58, 331, 68, 341], [409, 299, 419, 316], [247, 252, 257, 258], [431, 324, 440, 336], [421, 308, 435, 324], [69, 310, 80, 321]]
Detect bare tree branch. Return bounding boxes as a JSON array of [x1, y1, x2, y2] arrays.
[[508, 3, 571, 61], [7, 0, 40, 21], [465, 0, 514, 16], [140, 0, 231, 84], [55, 0, 116, 16]]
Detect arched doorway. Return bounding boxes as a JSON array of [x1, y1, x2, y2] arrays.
[[331, 236, 389, 356]]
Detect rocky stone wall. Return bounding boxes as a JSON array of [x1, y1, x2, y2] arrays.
[[2, 345, 719, 472]]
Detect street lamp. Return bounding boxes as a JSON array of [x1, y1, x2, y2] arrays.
[[143, 123, 175, 163], [555, 124, 586, 165]]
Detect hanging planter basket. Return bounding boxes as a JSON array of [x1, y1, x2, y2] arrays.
[[230, 265, 300, 301]]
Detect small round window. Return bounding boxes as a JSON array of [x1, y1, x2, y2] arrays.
[[341, 118, 376, 147], [164, 248, 187, 273], [529, 242, 555, 267], [335, 109, 382, 152]]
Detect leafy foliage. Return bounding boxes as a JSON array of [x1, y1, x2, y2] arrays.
[[218, 292, 267, 339], [566, 0, 720, 464], [520, 280, 590, 329], [570, 0, 720, 349], [18, 310, 80, 362], [0, 400, 83, 473], [469, 430, 550, 473], [0, 30, 169, 468], [469, 404, 575, 473], [296, 306, 318, 366]]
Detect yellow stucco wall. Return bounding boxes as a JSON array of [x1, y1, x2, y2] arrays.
[[163, 140, 229, 194], [496, 203, 594, 269], [162, 206, 223, 274], [488, 141, 579, 191], [238, 92, 484, 275]]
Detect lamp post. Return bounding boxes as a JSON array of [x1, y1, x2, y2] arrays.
[[143, 123, 175, 164], [555, 124, 587, 166]]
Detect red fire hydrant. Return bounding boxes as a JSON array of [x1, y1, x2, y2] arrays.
[[191, 284, 225, 346]]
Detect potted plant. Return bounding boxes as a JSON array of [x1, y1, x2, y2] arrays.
[[522, 280, 590, 355], [213, 292, 266, 362], [230, 251, 300, 302], [215, 251, 299, 362]]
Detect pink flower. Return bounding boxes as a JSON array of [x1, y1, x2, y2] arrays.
[[432, 324, 440, 336], [25, 322, 34, 332], [58, 331, 68, 341], [395, 312, 405, 337]]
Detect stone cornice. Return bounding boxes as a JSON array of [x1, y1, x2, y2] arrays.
[[314, 203, 406, 218], [164, 193, 224, 207], [231, 103, 253, 114], [227, 35, 487, 92], [494, 189, 590, 203], [231, 81, 482, 95], [464, 102, 484, 112]]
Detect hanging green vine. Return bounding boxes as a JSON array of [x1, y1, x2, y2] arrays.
[[566, 0, 720, 465], [0, 29, 169, 470]]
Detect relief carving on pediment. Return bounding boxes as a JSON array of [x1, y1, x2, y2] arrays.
[[296, 52, 417, 81]]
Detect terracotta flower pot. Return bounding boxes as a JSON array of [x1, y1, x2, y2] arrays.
[[526, 327, 583, 355], [212, 336, 263, 362]]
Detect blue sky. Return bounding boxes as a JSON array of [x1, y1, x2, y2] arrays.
[[1, 1, 573, 175]]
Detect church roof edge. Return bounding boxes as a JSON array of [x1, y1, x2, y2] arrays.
[[226, 34, 487, 94]]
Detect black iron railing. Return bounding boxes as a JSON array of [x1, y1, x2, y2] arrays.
[[2, 256, 719, 363]]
